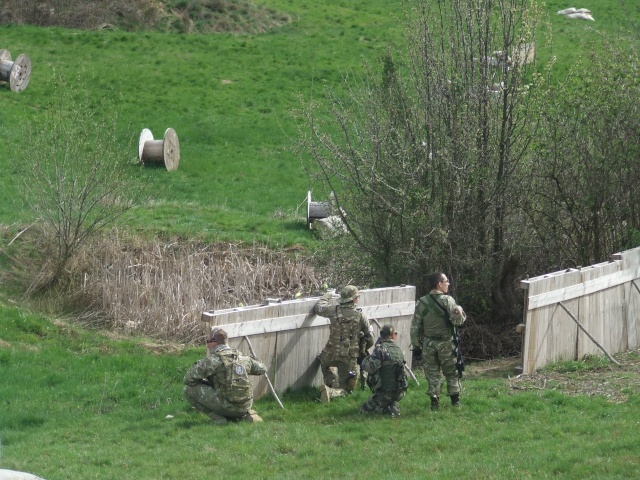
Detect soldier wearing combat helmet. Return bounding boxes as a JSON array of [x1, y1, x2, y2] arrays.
[[314, 285, 374, 402]]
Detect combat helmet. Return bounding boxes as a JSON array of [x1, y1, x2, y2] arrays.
[[339, 285, 359, 304]]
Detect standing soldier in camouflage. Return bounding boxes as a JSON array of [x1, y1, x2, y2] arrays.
[[183, 328, 267, 425], [410, 272, 466, 410], [314, 285, 374, 402], [359, 324, 408, 417]]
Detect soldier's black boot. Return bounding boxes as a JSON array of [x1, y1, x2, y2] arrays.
[[450, 394, 460, 408], [430, 395, 439, 411]]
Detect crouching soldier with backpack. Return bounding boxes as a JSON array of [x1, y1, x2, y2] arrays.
[[358, 324, 408, 417], [183, 328, 267, 425]]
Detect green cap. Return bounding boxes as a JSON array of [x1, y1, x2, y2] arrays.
[[339, 285, 359, 304]]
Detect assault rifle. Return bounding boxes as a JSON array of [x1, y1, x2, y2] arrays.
[[357, 334, 373, 390], [430, 294, 465, 379], [453, 330, 465, 378], [357, 352, 367, 390]]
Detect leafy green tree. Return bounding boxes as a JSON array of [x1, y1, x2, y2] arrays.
[[527, 39, 640, 267]]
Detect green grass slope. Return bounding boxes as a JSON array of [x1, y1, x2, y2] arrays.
[[1, 300, 639, 479], [1, 5, 640, 476], [0, 0, 636, 247], [0, 0, 406, 247]]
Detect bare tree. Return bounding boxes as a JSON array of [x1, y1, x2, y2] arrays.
[[14, 80, 141, 292], [299, 0, 545, 326]]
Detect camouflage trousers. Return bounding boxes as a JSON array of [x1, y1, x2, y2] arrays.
[[183, 384, 253, 420], [359, 390, 405, 414], [317, 351, 359, 392], [421, 338, 461, 397]]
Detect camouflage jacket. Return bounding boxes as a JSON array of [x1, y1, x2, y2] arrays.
[[410, 289, 466, 347], [314, 298, 373, 358], [361, 338, 407, 393], [183, 344, 266, 402]]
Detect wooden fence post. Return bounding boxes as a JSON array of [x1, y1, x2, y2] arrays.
[[244, 335, 285, 409]]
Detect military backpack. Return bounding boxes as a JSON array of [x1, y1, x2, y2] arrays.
[[218, 350, 253, 403]]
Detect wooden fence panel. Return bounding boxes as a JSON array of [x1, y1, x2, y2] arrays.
[[614, 248, 640, 350], [578, 261, 624, 358], [361, 287, 414, 365], [201, 285, 416, 398], [522, 269, 581, 373], [521, 246, 640, 373]]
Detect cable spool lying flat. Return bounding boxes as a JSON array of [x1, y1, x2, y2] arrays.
[[138, 128, 180, 171], [0, 50, 32, 92], [306, 190, 331, 229]]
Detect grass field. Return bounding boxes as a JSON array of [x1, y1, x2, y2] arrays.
[[1, 303, 639, 479], [0, 0, 637, 247], [0, 0, 408, 248], [1, 2, 640, 479]]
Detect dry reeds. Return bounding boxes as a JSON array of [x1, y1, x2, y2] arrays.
[[71, 230, 322, 343]]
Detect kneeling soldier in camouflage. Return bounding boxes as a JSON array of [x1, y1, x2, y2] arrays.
[[183, 328, 267, 425], [359, 324, 408, 417]]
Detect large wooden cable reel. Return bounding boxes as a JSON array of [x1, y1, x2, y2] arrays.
[[138, 128, 180, 171], [0, 49, 32, 92]]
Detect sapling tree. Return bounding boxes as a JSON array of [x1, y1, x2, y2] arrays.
[[14, 81, 140, 292]]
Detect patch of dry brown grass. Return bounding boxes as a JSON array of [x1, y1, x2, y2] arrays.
[[65, 231, 322, 343], [0, 0, 292, 34], [506, 349, 640, 403]]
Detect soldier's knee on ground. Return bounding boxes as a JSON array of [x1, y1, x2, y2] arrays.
[[208, 412, 228, 425]]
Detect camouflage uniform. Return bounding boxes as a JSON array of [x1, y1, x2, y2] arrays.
[[359, 334, 407, 416], [410, 290, 466, 400], [183, 343, 266, 423], [314, 286, 373, 399]]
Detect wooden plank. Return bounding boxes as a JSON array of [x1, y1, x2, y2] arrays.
[[521, 247, 640, 373], [244, 332, 277, 398], [526, 264, 640, 310], [272, 327, 324, 390], [612, 246, 640, 270], [520, 268, 578, 290], [522, 270, 581, 373], [204, 301, 414, 338], [615, 248, 640, 350], [558, 302, 621, 366], [578, 262, 623, 358], [626, 280, 640, 350]]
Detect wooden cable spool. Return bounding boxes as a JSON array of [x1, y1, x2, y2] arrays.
[[306, 190, 332, 229], [138, 128, 180, 171], [0, 49, 32, 92]]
